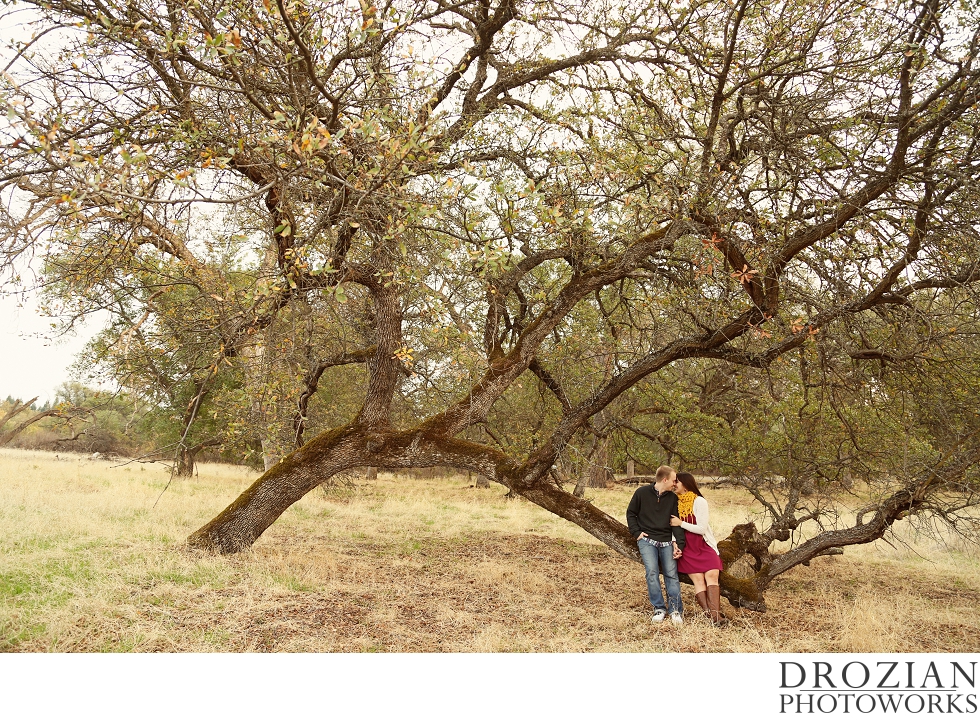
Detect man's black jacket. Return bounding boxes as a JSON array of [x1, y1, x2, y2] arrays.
[[626, 485, 686, 548]]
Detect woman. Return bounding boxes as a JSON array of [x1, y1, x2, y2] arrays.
[[670, 472, 726, 626]]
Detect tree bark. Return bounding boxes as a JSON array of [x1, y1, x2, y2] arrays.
[[365, 466, 378, 480], [626, 460, 635, 478], [175, 447, 196, 477], [187, 424, 643, 563], [189, 425, 365, 553], [475, 474, 490, 488], [587, 437, 611, 488], [174, 437, 221, 478]]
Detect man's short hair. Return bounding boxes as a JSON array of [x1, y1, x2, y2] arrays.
[[655, 465, 675, 482]]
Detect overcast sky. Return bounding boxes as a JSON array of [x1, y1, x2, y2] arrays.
[[0, 12, 74, 403], [0, 291, 105, 403]]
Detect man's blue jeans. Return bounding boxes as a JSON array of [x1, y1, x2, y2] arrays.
[[637, 538, 683, 614]]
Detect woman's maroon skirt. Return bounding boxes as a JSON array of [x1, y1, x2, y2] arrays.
[[677, 513, 724, 574]]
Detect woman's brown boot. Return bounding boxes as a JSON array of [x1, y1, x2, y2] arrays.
[[706, 585, 728, 627], [695, 590, 710, 620]]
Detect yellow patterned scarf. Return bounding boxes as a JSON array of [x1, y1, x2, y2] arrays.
[[677, 491, 697, 520]]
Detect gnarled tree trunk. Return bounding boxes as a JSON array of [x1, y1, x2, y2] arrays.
[[175, 447, 196, 477], [174, 437, 221, 478], [188, 424, 642, 564]]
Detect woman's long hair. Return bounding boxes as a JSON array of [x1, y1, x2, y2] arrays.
[[676, 471, 704, 498]]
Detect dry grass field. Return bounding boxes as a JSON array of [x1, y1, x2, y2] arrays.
[[1, 447, 978, 652]]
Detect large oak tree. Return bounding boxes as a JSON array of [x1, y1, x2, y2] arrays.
[[3, 0, 980, 608]]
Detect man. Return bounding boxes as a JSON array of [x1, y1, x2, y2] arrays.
[[626, 465, 686, 624]]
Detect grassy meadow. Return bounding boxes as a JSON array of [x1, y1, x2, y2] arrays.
[[1, 447, 978, 652]]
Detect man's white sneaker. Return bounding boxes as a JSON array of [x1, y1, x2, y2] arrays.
[[652, 610, 666, 623], [670, 612, 683, 625]]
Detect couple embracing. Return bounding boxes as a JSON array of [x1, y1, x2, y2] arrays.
[[626, 466, 726, 626]]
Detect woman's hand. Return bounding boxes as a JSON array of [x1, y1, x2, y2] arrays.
[[669, 516, 681, 526]]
